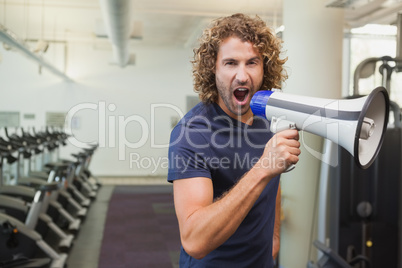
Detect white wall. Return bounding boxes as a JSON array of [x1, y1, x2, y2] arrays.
[[0, 42, 195, 177], [280, 1, 344, 267]]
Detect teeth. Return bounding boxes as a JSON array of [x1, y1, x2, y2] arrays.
[[237, 88, 248, 91]]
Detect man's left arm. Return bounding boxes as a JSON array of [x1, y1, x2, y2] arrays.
[[273, 183, 281, 260]]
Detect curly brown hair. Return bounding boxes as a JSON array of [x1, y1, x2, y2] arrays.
[[192, 13, 288, 103]]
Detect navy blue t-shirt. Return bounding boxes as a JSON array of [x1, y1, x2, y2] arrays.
[[168, 102, 279, 268]]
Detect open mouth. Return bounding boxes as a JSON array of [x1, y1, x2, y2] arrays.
[[234, 88, 249, 104]]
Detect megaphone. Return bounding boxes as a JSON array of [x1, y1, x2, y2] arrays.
[[250, 86, 390, 169]]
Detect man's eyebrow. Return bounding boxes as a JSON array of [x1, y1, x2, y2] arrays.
[[248, 56, 262, 62], [221, 58, 237, 62]]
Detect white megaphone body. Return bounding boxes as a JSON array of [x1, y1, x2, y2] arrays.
[[250, 87, 390, 169]]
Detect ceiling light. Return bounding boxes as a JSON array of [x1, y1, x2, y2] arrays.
[[351, 23, 397, 35], [33, 40, 49, 54]]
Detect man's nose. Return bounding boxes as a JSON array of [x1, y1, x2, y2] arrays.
[[236, 65, 249, 84]]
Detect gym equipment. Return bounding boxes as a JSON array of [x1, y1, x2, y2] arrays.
[[307, 240, 371, 268], [0, 125, 100, 267], [0, 212, 67, 268], [0, 131, 83, 234], [315, 101, 402, 268], [313, 55, 402, 268], [0, 256, 50, 268]]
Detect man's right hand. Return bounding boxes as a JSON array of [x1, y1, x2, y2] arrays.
[[257, 129, 301, 178]]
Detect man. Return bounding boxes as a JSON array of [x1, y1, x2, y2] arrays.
[[168, 13, 301, 267]]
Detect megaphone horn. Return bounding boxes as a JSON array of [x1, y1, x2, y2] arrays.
[[250, 87, 390, 169]]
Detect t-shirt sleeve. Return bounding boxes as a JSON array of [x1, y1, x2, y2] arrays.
[[167, 124, 212, 182]]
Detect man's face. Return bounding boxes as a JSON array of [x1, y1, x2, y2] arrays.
[[215, 36, 264, 122]]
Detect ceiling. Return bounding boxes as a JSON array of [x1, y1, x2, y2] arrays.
[[0, 0, 283, 49], [2, 0, 402, 69]]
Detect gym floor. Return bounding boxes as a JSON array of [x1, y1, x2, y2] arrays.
[[66, 177, 177, 268], [66, 184, 113, 268]]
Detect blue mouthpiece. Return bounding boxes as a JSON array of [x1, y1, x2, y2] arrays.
[[250, 90, 273, 118]]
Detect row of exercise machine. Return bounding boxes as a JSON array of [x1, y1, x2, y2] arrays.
[[0, 127, 100, 268]]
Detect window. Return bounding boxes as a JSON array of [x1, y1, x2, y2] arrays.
[[347, 24, 402, 107]]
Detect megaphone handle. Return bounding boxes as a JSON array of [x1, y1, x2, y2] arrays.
[[270, 117, 297, 173], [270, 117, 297, 133]]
